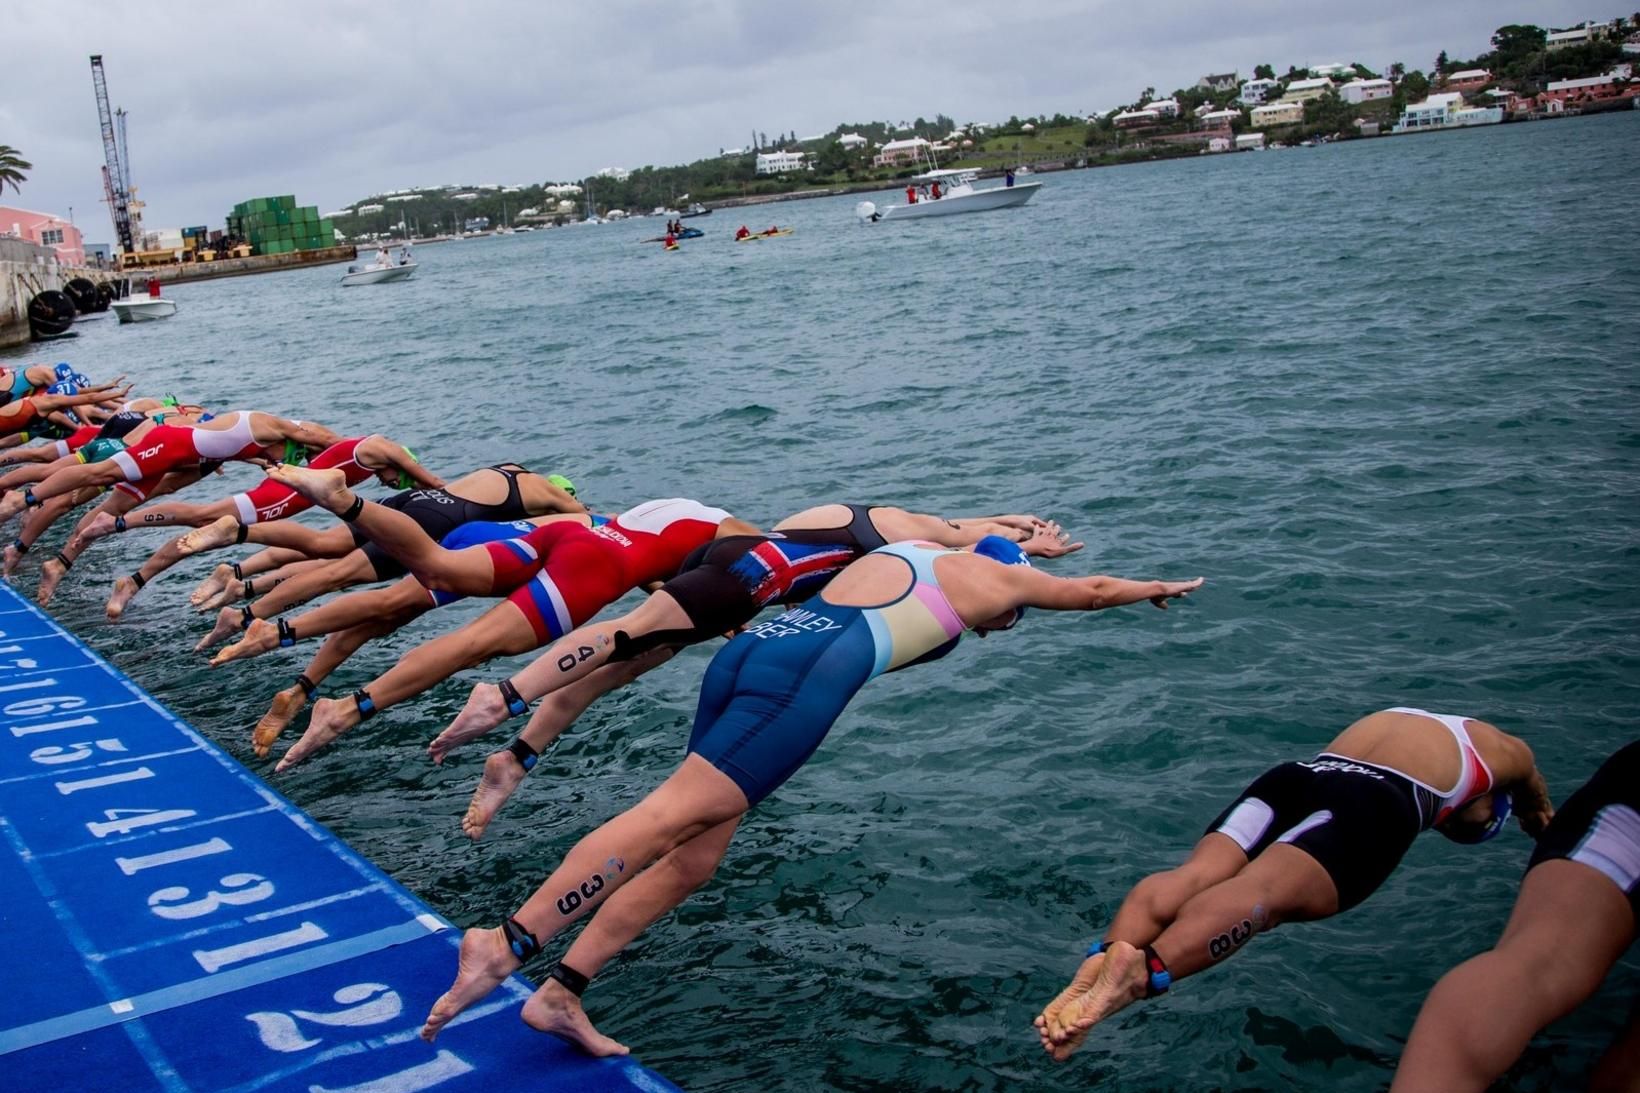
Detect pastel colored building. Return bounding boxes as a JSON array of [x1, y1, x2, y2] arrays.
[[755, 150, 806, 175], [1198, 72, 1239, 92], [1147, 98, 1181, 118], [1251, 101, 1304, 127], [1392, 93, 1504, 132], [1235, 132, 1266, 150], [1445, 68, 1492, 91], [0, 206, 85, 266], [872, 137, 931, 166], [1340, 78, 1393, 104], [1282, 77, 1335, 102], [837, 132, 868, 150], [1200, 109, 1240, 131], [1547, 25, 1599, 49], [1307, 63, 1350, 78], [1542, 70, 1630, 103], [1113, 108, 1162, 129], [1239, 77, 1280, 104]]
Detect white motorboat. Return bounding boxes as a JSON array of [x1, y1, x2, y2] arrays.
[[341, 261, 417, 286], [856, 168, 1040, 222], [111, 294, 178, 323]]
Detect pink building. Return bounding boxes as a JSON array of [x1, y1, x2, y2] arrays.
[[1444, 68, 1493, 92], [0, 206, 86, 266]]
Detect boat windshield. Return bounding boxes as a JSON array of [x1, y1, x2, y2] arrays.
[[910, 168, 979, 185]]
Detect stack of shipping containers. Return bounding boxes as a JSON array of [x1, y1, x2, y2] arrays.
[[226, 196, 336, 256]]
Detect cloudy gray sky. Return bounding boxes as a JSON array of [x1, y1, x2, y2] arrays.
[[1, 1, 1598, 236]]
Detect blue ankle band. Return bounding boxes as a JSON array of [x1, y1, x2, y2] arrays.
[[499, 678, 530, 718], [354, 690, 377, 721]]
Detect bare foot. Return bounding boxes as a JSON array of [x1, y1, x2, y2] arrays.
[[106, 575, 142, 620], [461, 749, 529, 841], [254, 685, 309, 757], [428, 683, 509, 763], [79, 511, 120, 544], [2, 543, 22, 577], [212, 618, 282, 666], [195, 579, 244, 613], [274, 696, 357, 772], [190, 563, 235, 607], [1035, 952, 1104, 1060], [0, 491, 26, 524], [36, 558, 67, 606], [195, 606, 245, 653], [265, 464, 352, 511], [178, 515, 241, 557], [1043, 941, 1149, 1060], [521, 978, 628, 1056], [420, 927, 519, 1042]]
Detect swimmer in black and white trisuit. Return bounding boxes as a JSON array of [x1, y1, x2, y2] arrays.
[[436, 502, 1083, 840], [1392, 739, 1639, 1093], [189, 463, 583, 650], [416, 537, 1201, 1055], [1034, 708, 1554, 1062]]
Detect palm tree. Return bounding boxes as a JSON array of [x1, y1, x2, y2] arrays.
[[0, 145, 30, 195]]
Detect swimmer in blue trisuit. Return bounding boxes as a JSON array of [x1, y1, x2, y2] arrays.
[[417, 537, 1202, 1054], [435, 503, 1083, 840], [1393, 739, 1640, 1093], [1034, 708, 1553, 1062]]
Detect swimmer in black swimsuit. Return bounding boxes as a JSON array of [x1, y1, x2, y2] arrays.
[[1393, 739, 1639, 1093], [1035, 708, 1553, 1062], [190, 464, 581, 651], [436, 501, 1081, 840]]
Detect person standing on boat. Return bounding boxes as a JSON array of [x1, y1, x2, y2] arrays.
[[1005, 167, 1016, 187], [931, 180, 943, 200], [905, 185, 917, 205]]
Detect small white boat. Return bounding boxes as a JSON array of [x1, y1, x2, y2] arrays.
[[856, 168, 1040, 222], [340, 261, 417, 286], [111, 296, 178, 323]]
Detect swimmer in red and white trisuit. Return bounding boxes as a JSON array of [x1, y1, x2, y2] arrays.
[[91, 435, 440, 619], [1034, 709, 1552, 1062], [256, 465, 754, 772], [0, 410, 341, 523], [0, 380, 130, 440]]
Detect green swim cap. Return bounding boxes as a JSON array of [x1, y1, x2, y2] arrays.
[[161, 395, 180, 408], [281, 439, 308, 466], [547, 473, 577, 498], [395, 446, 421, 490]]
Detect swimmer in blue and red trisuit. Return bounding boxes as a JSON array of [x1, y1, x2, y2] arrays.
[[433, 503, 1083, 839], [251, 466, 755, 772], [1034, 708, 1553, 1062], [184, 463, 583, 645], [88, 434, 440, 618], [1392, 739, 1639, 1093], [416, 536, 1202, 1054]]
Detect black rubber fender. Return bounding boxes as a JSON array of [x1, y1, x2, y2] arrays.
[[27, 290, 76, 338], [64, 277, 99, 314]]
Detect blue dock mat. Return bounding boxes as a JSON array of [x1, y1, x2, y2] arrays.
[[0, 582, 681, 1092]]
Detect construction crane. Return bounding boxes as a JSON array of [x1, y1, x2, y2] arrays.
[[90, 55, 134, 255]]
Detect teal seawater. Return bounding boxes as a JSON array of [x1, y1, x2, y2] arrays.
[[7, 113, 1638, 1091]]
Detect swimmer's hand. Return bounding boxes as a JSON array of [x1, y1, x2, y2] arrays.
[[1021, 521, 1084, 558], [1149, 578, 1204, 609]]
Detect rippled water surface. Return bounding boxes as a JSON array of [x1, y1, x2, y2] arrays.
[[8, 114, 1639, 1091]]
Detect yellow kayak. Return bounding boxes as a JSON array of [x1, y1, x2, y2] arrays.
[[736, 229, 793, 243]]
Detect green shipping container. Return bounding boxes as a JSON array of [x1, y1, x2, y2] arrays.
[[276, 195, 295, 210], [318, 218, 334, 240]]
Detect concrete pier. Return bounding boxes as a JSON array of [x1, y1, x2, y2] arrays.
[[0, 238, 118, 350], [143, 245, 358, 286]]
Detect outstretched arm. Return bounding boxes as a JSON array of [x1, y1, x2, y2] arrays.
[[1477, 729, 1553, 837], [360, 436, 444, 489]]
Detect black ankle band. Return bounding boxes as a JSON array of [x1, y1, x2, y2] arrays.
[[339, 495, 364, 523], [295, 673, 318, 699], [114, 515, 127, 533], [10, 538, 26, 555], [502, 916, 541, 962], [130, 571, 147, 590], [507, 736, 539, 772], [353, 689, 377, 720], [52, 551, 72, 571], [240, 605, 255, 628], [499, 678, 530, 718], [230, 562, 243, 580], [243, 579, 255, 600], [277, 618, 297, 647], [23, 490, 37, 507], [547, 960, 590, 997], [235, 522, 250, 544]]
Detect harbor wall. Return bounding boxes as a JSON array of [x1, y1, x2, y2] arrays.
[[144, 245, 357, 285], [0, 238, 118, 350]]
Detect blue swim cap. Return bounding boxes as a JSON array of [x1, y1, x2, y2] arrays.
[[1439, 790, 1513, 844], [46, 379, 79, 396], [973, 534, 1031, 628], [53, 362, 75, 379]]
